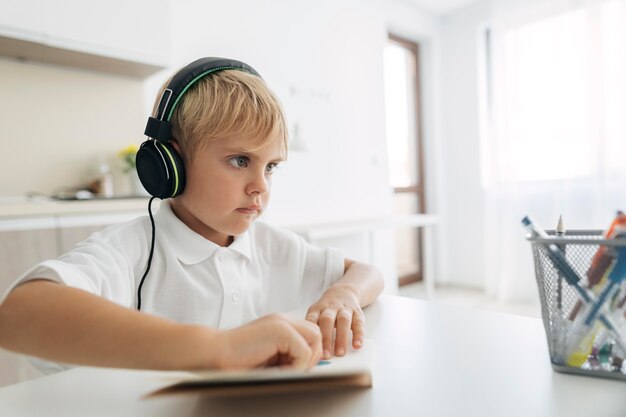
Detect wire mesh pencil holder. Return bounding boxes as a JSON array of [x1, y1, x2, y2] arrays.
[[528, 230, 626, 381]]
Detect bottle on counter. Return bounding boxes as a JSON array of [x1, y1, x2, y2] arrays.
[[93, 159, 114, 198]]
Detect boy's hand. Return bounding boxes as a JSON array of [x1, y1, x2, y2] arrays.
[[305, 285, 365, 359], [215, 314, 322, 370]]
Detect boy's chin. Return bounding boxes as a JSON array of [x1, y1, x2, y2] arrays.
[[226, 220, 255, 236]]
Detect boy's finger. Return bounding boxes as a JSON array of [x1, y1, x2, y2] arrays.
[[318, 309, 337, 359], [278, 323, 314, 370], [305, 309, 320, 324], [351, 311, 365, 349], [288, 319, 322, 368], [286, 338, 313, 370], [334, 309, 352, 356]]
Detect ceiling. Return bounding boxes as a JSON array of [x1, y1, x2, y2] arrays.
[[403, 0, 481, 15]]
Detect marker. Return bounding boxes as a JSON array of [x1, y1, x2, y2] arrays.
[[583, 233, 626, 327], [587, 211, 626, 288]]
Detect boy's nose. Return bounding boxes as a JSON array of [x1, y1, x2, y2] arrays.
[[246, 171, 269, 195]]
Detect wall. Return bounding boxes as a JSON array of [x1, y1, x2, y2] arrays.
[[0, 57, 145, 196], [438, 0, 491, 287]]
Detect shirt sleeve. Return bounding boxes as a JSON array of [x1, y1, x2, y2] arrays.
[[298, 239, 345, 304]]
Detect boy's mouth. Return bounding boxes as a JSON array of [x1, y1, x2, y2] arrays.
[[236, 204, 261, 215]]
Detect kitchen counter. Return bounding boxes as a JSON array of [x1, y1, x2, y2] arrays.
[[0, 196, 154, 219]]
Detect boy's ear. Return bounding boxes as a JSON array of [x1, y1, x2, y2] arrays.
[[168, 139, 189, 166], [169, 139, 181, 154]]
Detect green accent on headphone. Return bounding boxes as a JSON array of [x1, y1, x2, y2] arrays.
[[166, 66, 246, 122], [160, 143, 180, 197]]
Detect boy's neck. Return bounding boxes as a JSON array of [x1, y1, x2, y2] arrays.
[[169, 200, 233, 247]]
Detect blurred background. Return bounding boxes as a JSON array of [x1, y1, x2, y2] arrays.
[[1, 0, 626, 384]]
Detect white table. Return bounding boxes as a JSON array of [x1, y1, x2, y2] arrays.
[[1, 295, 625, 416]]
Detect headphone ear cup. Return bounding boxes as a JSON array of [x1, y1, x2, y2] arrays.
[[136, 141, 186, 199], [162, 141, 186, 198]]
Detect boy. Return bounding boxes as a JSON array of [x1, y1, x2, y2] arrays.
[[0, 57, 384, 373]]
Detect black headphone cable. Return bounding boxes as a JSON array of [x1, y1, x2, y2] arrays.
[[137, 196, 158, 311]]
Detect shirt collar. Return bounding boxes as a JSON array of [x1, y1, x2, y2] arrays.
[[155, 201, 252, 265]]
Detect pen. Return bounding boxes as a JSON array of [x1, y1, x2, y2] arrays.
[[555, 215, 565, 311], [553, 215, 567, 358]]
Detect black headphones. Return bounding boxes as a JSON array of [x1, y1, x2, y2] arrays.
[[135, 57, 261, 311], [136, 57, 261, 199]]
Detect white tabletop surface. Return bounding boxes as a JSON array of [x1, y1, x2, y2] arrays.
[[1, 295, 625, 417]]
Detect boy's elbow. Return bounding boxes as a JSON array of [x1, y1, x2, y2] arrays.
[[0, 296, 14, 349], [0, 286, 26, 348], [0, 281, 50, 349]]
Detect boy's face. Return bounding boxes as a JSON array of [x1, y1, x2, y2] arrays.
[[171, 134, 284, 246]]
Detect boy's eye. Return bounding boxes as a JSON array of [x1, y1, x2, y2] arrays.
[[266, 163, 279, 174], [229, 156, 249, 168]]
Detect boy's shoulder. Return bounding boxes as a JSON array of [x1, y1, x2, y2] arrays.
[[84, 215, 150, 247]]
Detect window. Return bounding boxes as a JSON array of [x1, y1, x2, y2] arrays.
[[483, 1, 626, 184]]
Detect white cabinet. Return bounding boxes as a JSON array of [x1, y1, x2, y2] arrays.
[[55, 212, 144, 253], [0, 211, 144, 296], [41, 0, 169, 66], [0, 0, 170, 77], [0, 0, 44, 41], [0, 217, 58, 296]]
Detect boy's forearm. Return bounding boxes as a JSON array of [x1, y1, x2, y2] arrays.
[[333, 261, 384, 308], [0, 280, 218, 370]]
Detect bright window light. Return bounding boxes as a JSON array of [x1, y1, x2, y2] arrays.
[[487, 2, 626, 183], [501, 9, 592, 181], [601, 0, 626, 176], [384, 44, 417, 188]]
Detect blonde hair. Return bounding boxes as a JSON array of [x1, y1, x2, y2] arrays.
[[153, 69, 288, 162]]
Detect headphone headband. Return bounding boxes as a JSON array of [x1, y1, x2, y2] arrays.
[[144, 57, 261, 142]]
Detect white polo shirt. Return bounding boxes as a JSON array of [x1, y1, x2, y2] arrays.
[[4, 201, 344, 372]]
